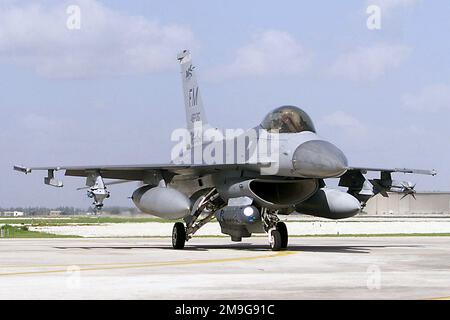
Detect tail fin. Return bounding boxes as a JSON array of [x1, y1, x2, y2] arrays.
[[177, 50, 209, 145]]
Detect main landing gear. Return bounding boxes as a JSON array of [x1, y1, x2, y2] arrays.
[[172, 220, 289, 251], [171, 197, 289, 251], [172, 188, 223, 250], [172, 222, 186, 249]]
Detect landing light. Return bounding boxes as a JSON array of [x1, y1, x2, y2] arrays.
[[243, 206, 254, 217]]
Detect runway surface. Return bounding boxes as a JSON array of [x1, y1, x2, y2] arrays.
[[1, 237, 450, 299]]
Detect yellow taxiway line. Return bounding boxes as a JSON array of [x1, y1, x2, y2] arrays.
[[429, 296, 450, 300], [0, 250, 296, 277]]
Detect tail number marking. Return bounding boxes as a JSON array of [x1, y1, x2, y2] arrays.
[[191, 112, 201, 123]]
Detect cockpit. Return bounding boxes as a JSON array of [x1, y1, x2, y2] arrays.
[[260, 106, 316, 134]]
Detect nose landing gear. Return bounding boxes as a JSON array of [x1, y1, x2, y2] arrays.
[[263, 208, 289, 251], [269, 223, 288, 251], [276, 221, 288, 249], [269, 229, 282, 251]]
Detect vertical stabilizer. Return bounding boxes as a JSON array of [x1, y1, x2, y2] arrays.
[[177, 50, 209, 146]]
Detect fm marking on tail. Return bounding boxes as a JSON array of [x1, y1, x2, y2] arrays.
[[189, 87, 199, 107]]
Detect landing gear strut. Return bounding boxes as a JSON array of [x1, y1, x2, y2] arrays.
[[172, 188, 224, 250]]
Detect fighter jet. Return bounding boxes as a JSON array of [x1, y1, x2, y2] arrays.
[[14, 50, 436, 251]]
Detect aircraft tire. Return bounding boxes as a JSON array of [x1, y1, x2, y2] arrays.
[[270, 230, 282, 251], [172, 222, 186, 249], [276, 222, 288, 249]]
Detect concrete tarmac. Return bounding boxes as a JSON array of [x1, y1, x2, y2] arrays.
[[0, 237, 449, 300]]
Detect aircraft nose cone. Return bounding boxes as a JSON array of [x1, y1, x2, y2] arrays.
[[293, 140, 348, 178]]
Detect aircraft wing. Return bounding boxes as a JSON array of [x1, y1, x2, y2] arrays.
[[339, 166, 436, 204], [13, 163, 268, 182], [346, 167, 437, 176]]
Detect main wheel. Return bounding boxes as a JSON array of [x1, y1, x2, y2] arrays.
[[276, 222, 288, 249], [172, 222, 186, 249], [269, 230, 282, 251]]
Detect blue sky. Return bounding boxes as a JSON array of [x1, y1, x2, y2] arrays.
[[0, 0, 449, 207]]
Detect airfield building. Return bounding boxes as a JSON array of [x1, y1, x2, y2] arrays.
[[364, 192, 450, 215]]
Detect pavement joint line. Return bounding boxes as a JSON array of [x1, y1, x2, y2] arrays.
[[0, 251, 296, 277]]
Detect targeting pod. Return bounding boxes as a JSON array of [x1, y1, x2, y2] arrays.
[[215, 205, 261, 226]]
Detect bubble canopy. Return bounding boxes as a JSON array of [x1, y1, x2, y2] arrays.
[[260, 106, 316, 134]]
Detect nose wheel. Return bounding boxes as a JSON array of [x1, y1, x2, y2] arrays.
[[269, 230, 282, 251], [277, 222, 288, 249], [262, 208, 289, 251], [172, 222, 186, 249], [269, 222, 288, 251]]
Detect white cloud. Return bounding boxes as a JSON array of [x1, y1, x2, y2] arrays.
[[0, 0, 195, 78], [366, 0, 421, 14], [402, 84, 450, 112], [330, 43, 410, 82], [208, 30, 312, 80], [320, 111, 368, 135]]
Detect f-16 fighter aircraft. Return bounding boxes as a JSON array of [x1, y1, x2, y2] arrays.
[[14, 50, 436, 251]]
